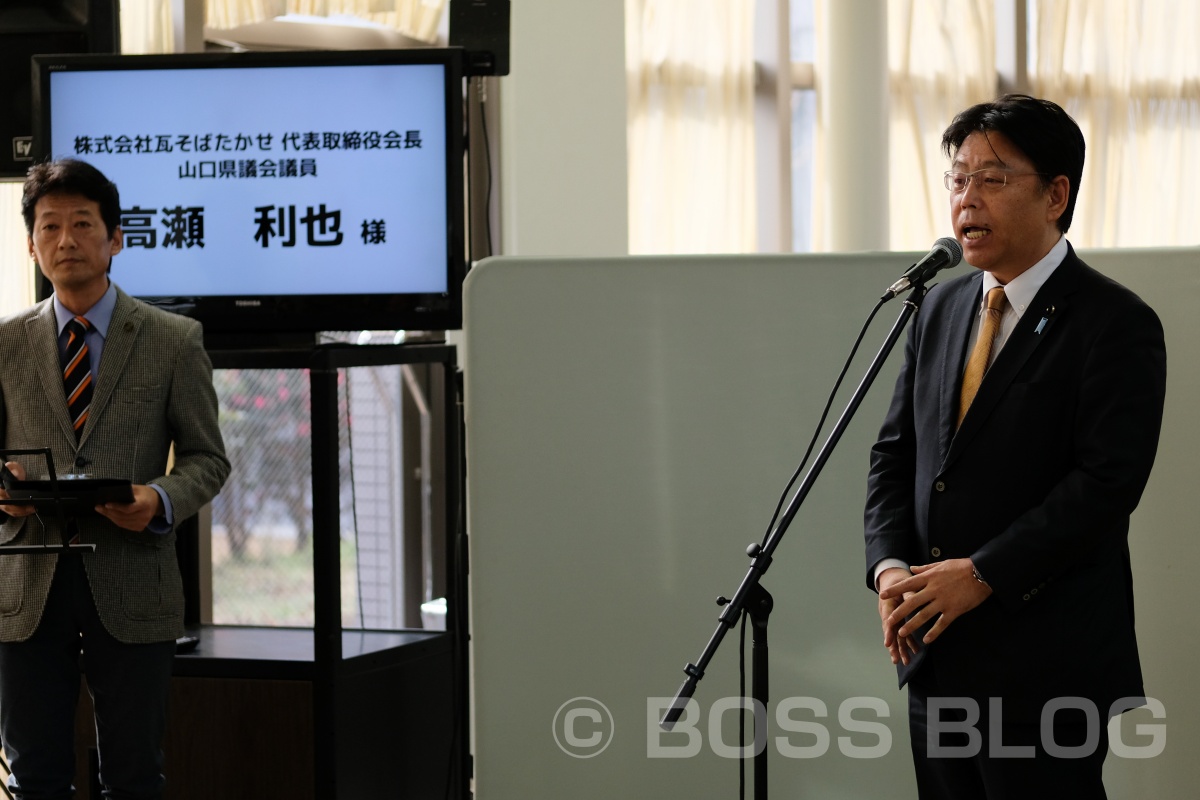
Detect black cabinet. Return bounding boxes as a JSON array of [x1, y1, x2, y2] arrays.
[[164, 344, 468, 800]]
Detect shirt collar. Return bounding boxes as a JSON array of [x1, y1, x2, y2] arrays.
[[53, 281, 117, 339], [980, 235, 1068, 318]]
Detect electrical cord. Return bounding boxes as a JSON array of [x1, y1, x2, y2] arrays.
[[759, 296, 888, 548], [735, 295, 891, 794], [739, 610, 748, 800], [476, 76, 494, 260], [341, 366, 366, 630]]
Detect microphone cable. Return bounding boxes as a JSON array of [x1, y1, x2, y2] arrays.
[[738, 291, 893, 798], [758, 295, 889, 549]]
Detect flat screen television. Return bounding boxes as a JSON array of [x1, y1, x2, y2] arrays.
[[31, 47, 466, 345]]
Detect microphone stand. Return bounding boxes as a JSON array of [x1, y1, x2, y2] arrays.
[[659, 282, 932, 798]]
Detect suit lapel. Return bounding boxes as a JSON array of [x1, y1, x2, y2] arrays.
[[80, 289, 144, 446], [935, 274, 983, 466], [26, 301, 77, 444], [943, 252, 1083, 469]]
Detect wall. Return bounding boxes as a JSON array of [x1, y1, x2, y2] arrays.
[[464, 248, 1199, 799], [496, 0, 628, 258]]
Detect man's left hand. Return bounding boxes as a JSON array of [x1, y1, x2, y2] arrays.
[[878, 558, 992, 645], [95, 485, 164, 532]]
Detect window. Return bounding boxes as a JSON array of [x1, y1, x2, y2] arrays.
[[626, 0, 758, 255], [1028, 0, 1200, 246], [210, 348, 453, 630], [789, 0, 816, 253], [633, 0, 1200, 256]]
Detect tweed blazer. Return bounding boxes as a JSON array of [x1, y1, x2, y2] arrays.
[[0, 285, 229, 644]]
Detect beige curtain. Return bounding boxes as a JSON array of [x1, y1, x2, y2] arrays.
[[887, 0, 996, 250], [121, 0, 175, 54], [0, 1, 176, 316], [626, 0, 757, 254], [1031, 0, 1200, 247], [0, 189, 35, 318], [207, 0, 447, 43]]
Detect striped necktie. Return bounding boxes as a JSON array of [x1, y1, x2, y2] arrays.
[[957, 287, 1007, 428], [62, 316, 94, 439]]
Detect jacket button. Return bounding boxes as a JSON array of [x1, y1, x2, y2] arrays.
[[934, 481, 946, 492], [930, 547, 942, 558], [75, 456, 90, 469]]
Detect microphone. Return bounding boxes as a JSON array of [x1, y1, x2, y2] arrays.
[[882, 237, 964, 301]]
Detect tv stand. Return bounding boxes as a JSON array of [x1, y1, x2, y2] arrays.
[[202, 331, 321, 351], [154, 343, 468, 799]]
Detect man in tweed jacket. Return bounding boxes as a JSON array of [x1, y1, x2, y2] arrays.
[[0, 159, 229, 799]]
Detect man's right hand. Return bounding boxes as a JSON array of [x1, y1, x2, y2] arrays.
[[0, 462, 36, 518], [878, 567, 919, 666]]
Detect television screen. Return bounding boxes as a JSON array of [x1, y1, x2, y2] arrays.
[[32, 48, 466, 342]]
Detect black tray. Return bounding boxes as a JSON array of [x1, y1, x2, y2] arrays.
[[1, 476, 133, 515]]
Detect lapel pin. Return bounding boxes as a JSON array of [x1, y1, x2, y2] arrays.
[[1034, 305, 1056, 335]]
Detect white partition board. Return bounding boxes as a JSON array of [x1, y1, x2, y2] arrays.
[[464, 249, 1200, 799]]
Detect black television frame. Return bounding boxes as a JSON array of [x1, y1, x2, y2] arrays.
[[31, 47, 467, 345]]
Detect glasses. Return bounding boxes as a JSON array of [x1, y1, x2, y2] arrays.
[[943, 169, 1046, 193]]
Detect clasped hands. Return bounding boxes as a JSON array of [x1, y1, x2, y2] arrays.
[[1, 460, 164, 533], [877, 558, 992, 666]]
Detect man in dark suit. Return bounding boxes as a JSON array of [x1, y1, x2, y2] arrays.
[[864, 95, 1166, 799], [0, 159, 229, 799]]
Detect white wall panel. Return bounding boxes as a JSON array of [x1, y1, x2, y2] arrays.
[[465, 249, 1199, 798]]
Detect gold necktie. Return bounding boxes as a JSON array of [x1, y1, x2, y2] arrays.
[[957, 287, 1007, 428]]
